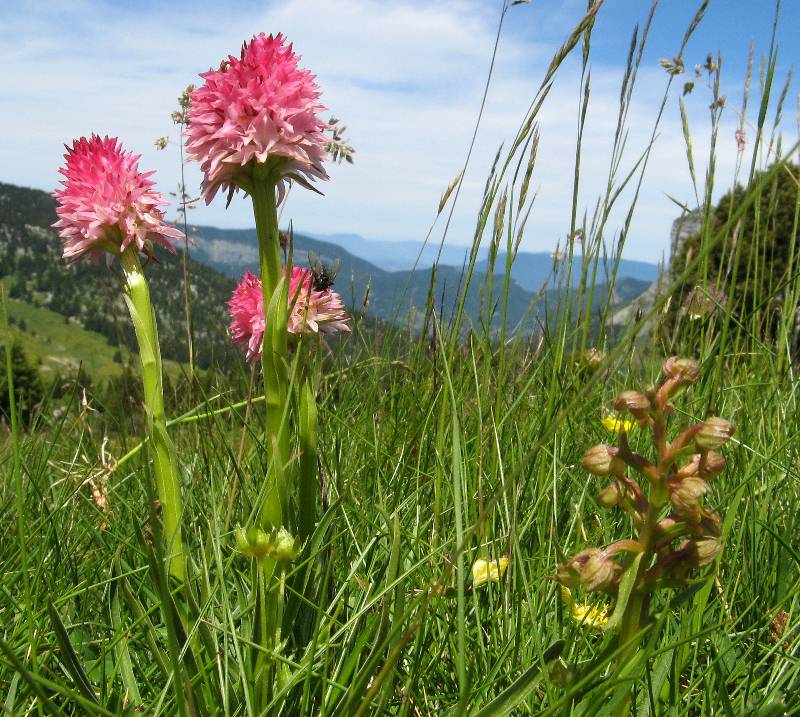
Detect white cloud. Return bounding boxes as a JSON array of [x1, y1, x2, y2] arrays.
[[0, 0, 794, 263]]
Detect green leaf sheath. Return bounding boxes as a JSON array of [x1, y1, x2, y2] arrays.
[[251, 178, 291, 531], [120, 247, 185, 582]]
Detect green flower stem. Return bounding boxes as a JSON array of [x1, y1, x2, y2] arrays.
[[251, 177, 291, 530], [252, 177, 282, 297], [615, 410, 669, 715], [250, 174, 294, 714], [119, 247, 185, 583], [253, 557, 286, 714], [254, 559, 274, 711], [616, 505, 656, 655]]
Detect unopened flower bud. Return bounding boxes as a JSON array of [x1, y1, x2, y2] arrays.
[[669, 476, 709, 521], [690, 537, 722, 566], [597, 481, 622, 508], [557, 548, 619, 593], [662, 356, 701, 384], [695, 417, 734, 450], [698, 450, 725, 478], [676, 454, 701, 478], [235, 526, 271, 559], [271, 527, 301, 562], [235, 525, 301, 562], [581, 444, 622, 477], [612, 390, 651, 421]]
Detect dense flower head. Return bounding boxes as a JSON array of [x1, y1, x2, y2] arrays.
[[187, 33, 329, 204], [228, 267, 350, 362], [228, 271, 266, 362], [54, 135, 181, 262]]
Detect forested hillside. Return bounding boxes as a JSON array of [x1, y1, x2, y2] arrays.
[[0, 181, 237, 369]]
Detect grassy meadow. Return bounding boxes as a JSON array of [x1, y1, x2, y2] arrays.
[[4, 298, 188, 382], [2, 2, 800, 715]]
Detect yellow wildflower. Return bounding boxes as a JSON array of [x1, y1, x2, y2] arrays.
[[560, 586, 610, 630], [601, 415, 636, 435], [471, 557, 509, 588]]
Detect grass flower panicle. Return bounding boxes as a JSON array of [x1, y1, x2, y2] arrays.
[[54, 135, 182, 262]]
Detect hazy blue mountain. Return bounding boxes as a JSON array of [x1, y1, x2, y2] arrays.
[[306, 232, 659, 289], [310, 232, 488, 271], [475, 252, 660, 293]]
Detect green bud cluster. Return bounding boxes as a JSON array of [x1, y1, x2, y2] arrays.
[[235, 525, 302, 563]]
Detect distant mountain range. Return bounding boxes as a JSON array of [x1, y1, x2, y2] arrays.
[[0, 179, 657, 376], [187, 224, 654, 333], [475, 252, 660, 293], [309, 232, 485, 272], [308, 232, 661, 290]]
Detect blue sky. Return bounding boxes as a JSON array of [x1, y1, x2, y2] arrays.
[[1, 0, 797, 262]]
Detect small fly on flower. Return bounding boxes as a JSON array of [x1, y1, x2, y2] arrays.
[[307, 250, 341, 291]]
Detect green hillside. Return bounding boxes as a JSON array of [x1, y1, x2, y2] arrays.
[[0, 181, 239, 372], [4, 297, 184, 382]]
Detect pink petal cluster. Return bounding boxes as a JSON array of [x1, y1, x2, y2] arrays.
[[228, 268, 350, 362], [53, 135, 181, 262], [286, 266, 351, 336], [228, 271, 266, 363], [187, 33, 329, 204]]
